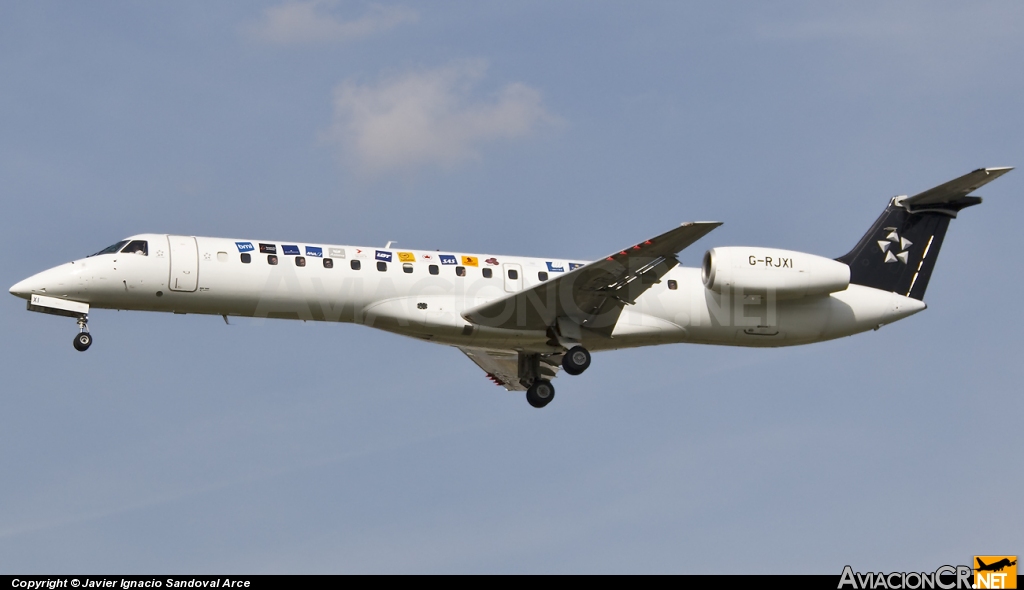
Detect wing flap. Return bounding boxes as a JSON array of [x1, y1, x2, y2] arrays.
[[458, 346, 563, 391], [459, 347, 523, 390]]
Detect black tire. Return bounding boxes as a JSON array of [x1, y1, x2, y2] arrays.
[[73, 332, 92, 352], [525, 380, 555, 408], [562, 346, 591, 376]]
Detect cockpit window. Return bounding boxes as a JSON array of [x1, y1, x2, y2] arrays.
[[89, 240, 129, 257], [121, 240, 148, 256]]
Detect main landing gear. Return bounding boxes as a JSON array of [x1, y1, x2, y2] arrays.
[[561, 345, 591, 376], [72, 315, 92, 352], [519, 347, 592, 408], [526, 379, 555, 408]]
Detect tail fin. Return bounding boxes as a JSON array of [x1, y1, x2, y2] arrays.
[[837, 167, 1012, 300]]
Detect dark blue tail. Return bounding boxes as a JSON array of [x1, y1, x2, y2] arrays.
[[836, 167, 1012, 300]]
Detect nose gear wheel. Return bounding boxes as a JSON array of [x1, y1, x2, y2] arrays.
[[73, 315, 92, 351], [73, 332, 92, 351]]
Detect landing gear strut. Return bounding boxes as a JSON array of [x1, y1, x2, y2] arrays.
[[562, 345, 591, 376], [73, 315, 92, 352], [526, 379, 555, 408]]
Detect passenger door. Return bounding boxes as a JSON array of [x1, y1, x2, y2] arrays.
[[168, 235, 199, 292], [503, 263, 523, 293]]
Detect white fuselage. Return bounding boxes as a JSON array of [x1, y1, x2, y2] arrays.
[[10, 234, 927, 352]]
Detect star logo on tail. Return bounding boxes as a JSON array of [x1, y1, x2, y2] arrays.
[[878, 228, 912, 264]]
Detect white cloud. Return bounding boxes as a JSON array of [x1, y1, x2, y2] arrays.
[[248, 1, 416, 45], [325, 60, 559, 174]]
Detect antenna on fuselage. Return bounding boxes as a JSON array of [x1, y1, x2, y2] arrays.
[[385, 241, 396, 249]]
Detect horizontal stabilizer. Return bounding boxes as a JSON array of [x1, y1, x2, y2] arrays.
[[901, 167, 1013, 208]]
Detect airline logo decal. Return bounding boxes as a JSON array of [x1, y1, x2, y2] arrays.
[[462, 256, 478, 267], [259, 243, 277, 254], [328, 248, 345, 258], [398, 252, 416, 263], [235, 242, 254, 253], [422, 253, 432, 260], [282, 245, 300, 256], [305, 246, 323, 257], [375, 250, 392, 262], [439, 255, 458, 265], [878, 228, 912, 264], [546, 262, 564, 272], [485, 257, 499, 265], [569, 262, 585, 270]]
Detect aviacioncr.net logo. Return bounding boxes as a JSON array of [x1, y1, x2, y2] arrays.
[[838, 565, 973, 589]]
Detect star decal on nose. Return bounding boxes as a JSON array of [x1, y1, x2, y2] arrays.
[[877, 229, 912, 264]]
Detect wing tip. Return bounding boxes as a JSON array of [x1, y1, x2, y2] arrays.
[[975, 166, 1014, 177]]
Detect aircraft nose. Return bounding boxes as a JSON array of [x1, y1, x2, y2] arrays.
[[10, 277, 34, 299], [9, 264, 77, 300]]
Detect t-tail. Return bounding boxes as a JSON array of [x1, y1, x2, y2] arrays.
[[837, 167, 1013, 300]]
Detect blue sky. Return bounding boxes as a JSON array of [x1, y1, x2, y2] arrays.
[[1, 1, 1021, 573]]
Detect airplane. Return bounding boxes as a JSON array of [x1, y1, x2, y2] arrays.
[[9, 167, 1013, 408], [976, 557, 1016, 572]]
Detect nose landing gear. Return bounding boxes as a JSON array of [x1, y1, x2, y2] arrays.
[[73, 315, 92, 351], [73, 332, 93, 351]]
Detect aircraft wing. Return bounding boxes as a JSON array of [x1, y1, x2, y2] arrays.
[[902, 167, 1013, 207], [463, 221, 721, 336], [458, 346, 562, 391]]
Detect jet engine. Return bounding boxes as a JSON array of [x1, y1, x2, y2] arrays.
[[702, 247, 850, 299]]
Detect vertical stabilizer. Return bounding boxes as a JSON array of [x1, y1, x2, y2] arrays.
[[836, 167, 1012, 300]]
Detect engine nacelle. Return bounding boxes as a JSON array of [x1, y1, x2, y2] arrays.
[[702, 247, 850, 299]]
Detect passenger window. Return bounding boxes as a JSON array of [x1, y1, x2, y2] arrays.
[[377, 261, 387, 272], [456, 266, 466, 277], [295, 256, 306, 267], [508, 269, 518, 280], [240, 253, 251, 264], [667, 280, 678, 290], [122, 240, 148, 256], [268, 255, 279, 265], [351, 260, 361, 270], [323, 258, 334, 269], [429, 265, 439, 275], [538, 272, 548, 282], [482, 268, 492, 278], [403, 263, 414, 274]]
